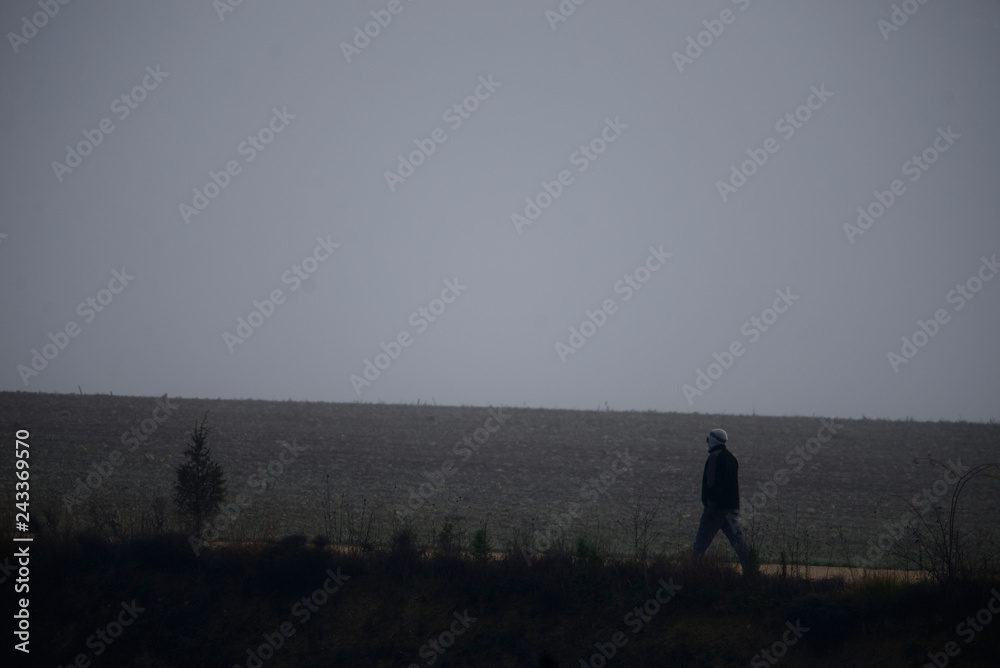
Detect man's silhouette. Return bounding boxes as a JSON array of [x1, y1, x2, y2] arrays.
[[692, 428, 750, 571]]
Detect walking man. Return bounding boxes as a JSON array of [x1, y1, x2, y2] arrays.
[[692, 428, 750, 572]]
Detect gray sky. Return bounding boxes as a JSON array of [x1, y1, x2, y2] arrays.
[[2, 0, 999, 422]]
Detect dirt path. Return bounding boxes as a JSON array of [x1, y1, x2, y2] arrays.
[[211, 541, 930, 581], [756, 563, 929, 581]]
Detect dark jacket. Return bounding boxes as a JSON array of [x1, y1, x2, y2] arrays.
[[701, 445, 740, 510]]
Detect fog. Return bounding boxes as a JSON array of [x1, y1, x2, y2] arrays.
[[2, 0, 998, 421]]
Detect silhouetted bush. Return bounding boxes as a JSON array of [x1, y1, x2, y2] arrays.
[[386, 526, 422, 580], [20, 528, 1000, 667], [428, 551, 467, 581], [892, 579, 940, 616], [130, 532, 198, 572], [471, 525, 492, 562], [786, 592, 852, 653], [436, 520, 460, 556], [71, 530, 116, 569], [277, 533, 309, 550], [574, 534, 603, 564], [262, 537, 330, 592], [173, 413, 227, 535]]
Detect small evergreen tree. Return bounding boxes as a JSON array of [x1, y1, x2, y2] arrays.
[[437, 520, 458, 556], [471, 525, 492, 562], [174, 413, 226, 535], [574, 534, 603, 564]]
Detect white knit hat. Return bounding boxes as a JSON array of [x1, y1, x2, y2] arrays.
[[707, 428, 728, 449]]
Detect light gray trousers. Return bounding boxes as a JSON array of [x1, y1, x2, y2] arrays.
[[692, 507, 749, 571]]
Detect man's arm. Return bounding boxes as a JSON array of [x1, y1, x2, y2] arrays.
[[720, 453, 739, 508], [701, 457, 711, 506]]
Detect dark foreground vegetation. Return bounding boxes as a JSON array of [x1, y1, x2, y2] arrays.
[[11, 530, 1000, 667], [3, 391, 999, 665]]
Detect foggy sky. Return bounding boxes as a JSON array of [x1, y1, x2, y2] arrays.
[[2, 0, 999, 422]]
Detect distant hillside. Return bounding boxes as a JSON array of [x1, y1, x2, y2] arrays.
[[2, 391, 997, 564]]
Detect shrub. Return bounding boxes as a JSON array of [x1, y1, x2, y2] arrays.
[[745, 545, 761, 577], [574, 534, 603, 564], [277, 534, 309, 550], [437, 520, 458, 556], [786, 592, 851, 653], [173, 413, 226, 535], [386, 527, 422, 579], [264, 536, 329, 592], [130, 532, 199, 572], [877, 459, 999, 583], [471, 525, 492, 562]]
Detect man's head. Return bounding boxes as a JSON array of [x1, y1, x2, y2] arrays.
[[706, 428, 728, 451]]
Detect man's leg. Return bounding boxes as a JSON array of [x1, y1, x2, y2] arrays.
[[692, 508, 722, 555], [720, 510, 750, 571]]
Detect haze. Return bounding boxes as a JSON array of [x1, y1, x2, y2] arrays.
[[2, 0, 998, 422]]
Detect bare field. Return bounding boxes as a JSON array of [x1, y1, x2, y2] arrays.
[[2, 391, 996, 565]]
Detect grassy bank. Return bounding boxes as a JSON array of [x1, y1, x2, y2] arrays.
[[13, 531, 1000, 667]]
